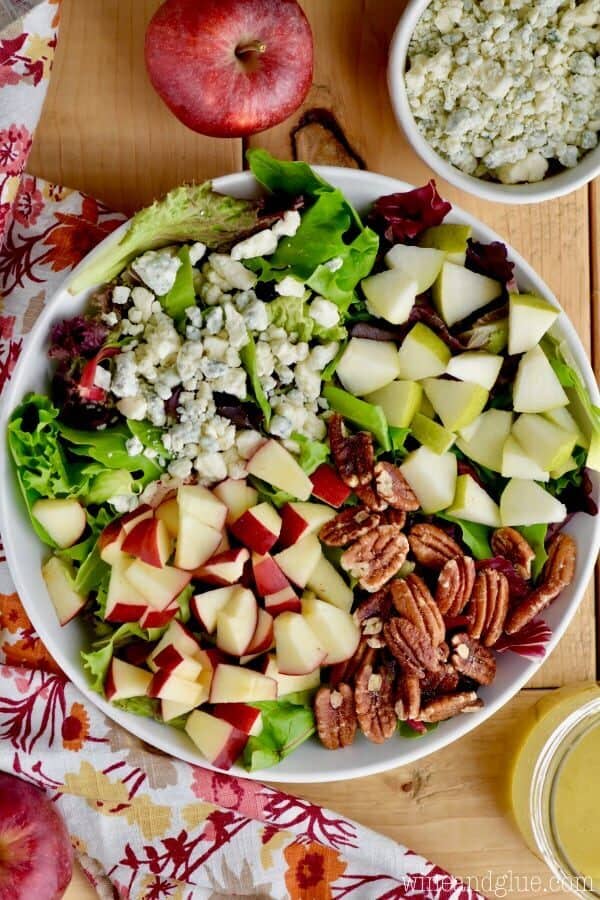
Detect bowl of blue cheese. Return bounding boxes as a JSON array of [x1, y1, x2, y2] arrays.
[[388, 0, 600, 204]]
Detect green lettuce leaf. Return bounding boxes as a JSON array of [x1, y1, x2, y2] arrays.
[[322, 385, 390, 451], [87, 469, 135, 505], [242, 694, 315, 772], [240, 333, 271, 426], [160, 245, 195, 326], [517, 524, 548, 582], [127, 419, 171, 458], [248, 476, 294, 509], [56, 421, 162, 485], [114, 696, 160, 719], [175, 584, 193, 624], [292, 433, 330, 474], [439, 514, 493, 560], [81, 621, 162, 693], [267, 294, 346, 342]]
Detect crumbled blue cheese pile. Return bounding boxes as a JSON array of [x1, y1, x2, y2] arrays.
[[103, 212, 340, 492], [405, 0, 600, 183]]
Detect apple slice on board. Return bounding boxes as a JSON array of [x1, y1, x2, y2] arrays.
[[105, 657, 152, 701], [31, 497, 86, 549], [230, 502, 282, 554], [185, 710, 248, 771], [122, 517, 172, 568], [212, 478, 258, 524], [246, 439, 313, 501], [212, 703, 263, 736], [273, 533, 322, 588], [306, 554, 353, 613], [309, 463, 352, 507], [209, 663, 277, 703], [215, 587, 258, 656], [336, 338, 401, 396], [273, 611, 326, 675], [191, 585, 237, 634], [194, 547, 249, 585], [301, 593, 360, 665], [278, 501, 335, 548], [264, 585, 301, 617], [41, 556, 87, 626]]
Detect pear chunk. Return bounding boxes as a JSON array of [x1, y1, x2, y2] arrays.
[[400, 446, 457, 513], [432, 262, 501, 327], [500, 479, 567, 526], [512, 414, 577, 472], [513, 345, 568, 413], [384, 244, 445, 293], [446, 474, 501, 527], [508, 293, 559, 356], [446, 352, 503, 390], [501, 435, 549, 482], [410, 412, 455, 454], [422, 377, 489, 431], [365, 380, 422, 428], [336, 338, 401, 396], [361, 269, 417, 324], [456, 409, 513, 473], [419, 223, 472, 265], [543, 406, 587, 448], [397, 323, 451, 380]]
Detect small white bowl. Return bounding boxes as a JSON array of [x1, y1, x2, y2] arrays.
[[388, 0, 600, 205]]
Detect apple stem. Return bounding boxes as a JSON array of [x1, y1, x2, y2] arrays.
[[235, 40, 266, 59]]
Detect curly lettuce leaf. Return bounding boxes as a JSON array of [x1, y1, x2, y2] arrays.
[[86, 469, 135, 505], [81, 622, 162, 693], [267, 294, 345, 343], [291, 433, 330, 475], [114, 696, 160, 719], [243, 693, 315, 772]]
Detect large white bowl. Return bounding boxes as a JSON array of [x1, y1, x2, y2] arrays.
[[1, 167, 599, 783], [388, 0, 600, 205]]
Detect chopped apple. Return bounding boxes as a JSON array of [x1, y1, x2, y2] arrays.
[[215, 587, 258, 656], [104, 558, 148, 623], [508, 293, 559, 356], [274, 611, 326, 675], [138, 599, 179, 630], [32, 498, 86, 549], [410, 412, 455, 454], [122, 517, 172, 568], [512, 414, 577, 472], [500, 479, 567, 526], [446, 474, 501, 527], [301, 593, 360, 664], [513, 345, 568, 413], [306, 554, 353, 613], [385, 243, 446, 292], [246, 439, 312, 501], [364, 381, 423, 428], [240, 608, 275, 661], [125, 559, 191, 608], [174, 514, 223, 570], [397, 323, 452, 381], [178, 484, 227, 530], [309, 463, 351, 507], [185, 709, 248, 771], [230, 502, 281, 554], [212, 703, 263, 736], [147, 669, 210, 706], [155, 498, 179, 537], [264, 585, 301, 617], [161, 698, 198, 721], [419, 223, 472, 264], [41, 556, 87, 626], [456, 409, 513, 472], [194, 547, 249, 585], [148, 620, 201, 670], [544, 407, 587, 449], [432, 262, 501, 327], [501, 435, 549, 481], [150, 649, 203, 681], [400, 446, 457, 513], [191, 585, 237, 633], [209, 663, 277, 703], [279, 501, 335, 548], [422, 378, 489, 431], [105, 657, 152, 701], [212, 478, 258, 525], [99, 506, 153, 564], [445, 352, 503, 390], [215, 532, 230, 553], [336, 338, 401, 396], [259, 653, 321, 697], [252, 553, 290, 597], [361, 269, 417, 324], [273, 534, 322, 588]]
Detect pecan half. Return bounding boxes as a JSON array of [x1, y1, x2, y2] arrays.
[[435, 555, 476, 616], [374, 461, 420, 511], [328, 414, 374, 488], [314, 684, 357, 750], [382, 507, 407, 530], [353, 588, 392, 624], [450, 633, 496, 685], [408, 524, 463, 570], [341, 526, 409, 592], [391, 575, 445, 647], [329, 639, 377, 685], [420, 663, 460, 696], [505, 533, 576, 634], [468, 569, 509, 647], [491, 527, 535, 580], [395, 674, 421, 721], [354, 662, 397, 743], [383, 617, 442, 677], [320, 506, 381, 547], [419, 691, 483, 723]]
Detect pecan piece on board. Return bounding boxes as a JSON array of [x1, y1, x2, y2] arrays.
[[408, 523, 463, 570], [450, 633, 496, 685], [314, 684, 357, 750], [328, 414, 374, 488], [468, 568, 509, 647], [505, 533, 577, 635], [341, 526, 409, 592], [419, 691, 483, 723], [391, 575, 445, 647], [395, 674, 421, 721], [435, 555, 476, 616], [383, 617, 442, 678], [491, 527, 536, 580], [354, 662, 397, 743], [374, 461, 420, 511], [319, 506, 381, 547]]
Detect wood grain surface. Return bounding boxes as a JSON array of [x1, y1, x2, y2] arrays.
[[27, 0, 599, 893]]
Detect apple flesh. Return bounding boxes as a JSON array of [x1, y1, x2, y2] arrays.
[[148, 620, 201, 669], [122, 517, 172, 568], [212, 478, 258, 524], [104, 558, 148, 623], [508, 293, 559, 356], [99, 505, 153, 564], [175, 514, 223, 570], [161, 698, 199, 721], [145, 0, 313, 138], [147, 669, 210, 706], [252, 553, 290, 597], [264, 585, 301, 617], [273, 533, 322, 588], [0, 772, 73, 900], [385, 243, 446, 292], [400, 446, 457, 513], [301, 593, 360, 664], [309, 463, 351, 507], [212, 703, 263, 736], [432, 261, 501, 327], [501, 435, 550, 482], [446, 474, 501, 527], [155, 497, 179, 537], [364, 380, 422, 428], [241, 607, 275, 660], [185, 709, 248, 771], [512, 414, 577, 472], [138, 599, 179, 631], [500, 479, 567, 526], [422, 377, 489, 432], [215, 587, 258, 656], [361, 269, 417, 324], [194, 547, 249, 585], [230, 501, 281, 554], [191, 585, 237, 633], [125, 559, 191, 608], [278, 501, 335, 548], [246, 438, 312, 501], [105, 657, 152, 700], [260, 653, 321, 696], [396, 323, 451, 381], [178, 484, 227, 529], [209, 663, 277, 703], [306, 554, 353, 613], [336, 338, 401, 396], [512, 344, 568, 413], [456, 409, 513, 473], [273, 611, 326, 675], [31, 497, 86, 549], [41, 556, 87, 626]]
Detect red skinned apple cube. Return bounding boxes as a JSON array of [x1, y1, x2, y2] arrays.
[[125, 559, 191, 608], [212, 478, 258, 525], [104, 559, 148, 623], [138, 599, 178, 630], [155, 498, 179, 537], [216, 587, 258, 656], [203, 647, 227, 670], [212, 703, 263, 736], [273, 534, 321, 588], [175, 514, 223, 570], [178, 484, 227, 529], [252, 553, 290, 597], [191, 585, 237, 634], [122, 517, 172, 568], [273, 611, 326, 675], [259, 652, 321, 696], [215, 531, 231, 553], [32, 497, 86, 549], [209, 663, 277, 703], [309, 463, 351, 507], [230, 502, 281, 554], [279, 501, 335, 548], [41, 556, 87, 626], [147, 669, 210, 706], [247, 439, 313, 500], [302, 593, 360, 664], [105, 657, 152, 701], [150, 647, 203, 681], [148, 620, 201, 670], [240, 608, 274, 662], [194, 547, 249, 585], [306, 555, 353, 613], [185, 709, 247, 771], [99, 505, 153, 564], [264, 585, 301, 617]]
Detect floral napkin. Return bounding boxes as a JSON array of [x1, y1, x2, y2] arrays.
[[0, 3, 485, 898]]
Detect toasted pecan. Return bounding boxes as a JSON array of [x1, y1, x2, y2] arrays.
[[450, 633, 496, 685], [314, 684, 357, 750], [354, 662, 397, 743], [435, 555, 476, 616], [391, 575, 445, 647], [419, 691, 483, 723], [374, 461, 420, 511], [341, 526, 409, 592], [491, 527, 536, 580], [505, 533, 576, 635], [468, 568, 510, 647], [319, 506, 381, 547], [328, 414, 374, 488], [408, 524, 463, 570], [383, 617, 442, 677], [395, 674, 421, 721]]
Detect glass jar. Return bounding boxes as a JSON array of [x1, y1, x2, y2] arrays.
[[510, 682, 600, 898]]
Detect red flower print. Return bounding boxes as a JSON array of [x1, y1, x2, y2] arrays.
[[41, 195, 123, 273], [0, 125, 31, 176], [62, 701, 90, 750], [14, 175, 44, 227], [0, 35, 26, 88], [0, 315, 14, 340], [0, 200, 13, 233]]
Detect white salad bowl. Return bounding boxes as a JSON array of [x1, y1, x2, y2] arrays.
[[1, 167, 599, 783]]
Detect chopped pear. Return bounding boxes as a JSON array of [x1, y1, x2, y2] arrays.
[[432, 262, 502, 327], [384, 244, 445, 293], [544, 407, 588, 448], [445, 351, 503, 390], [422, 377, 489, 431], [456, 409, 513, 473], [501, 435, 549, 482], [400, 446, 457, 513], [397, 323, 451, 380], [361, 269, 417, 325], [411, 412, 455, 454], [587, 431, 600, 473], [459, 313, 509, 354], [446, 474, 501, 527], [550, 455, 578, 479], [419, 223, 472, 265], [512, 414, 577, 472], [336, 338, 401, 396], [508, 293, 559, 356], [500, 479, 567, 526], [364, 380, 422, 428], [419, 392, 436, 418], [513, 345, 568, 413]]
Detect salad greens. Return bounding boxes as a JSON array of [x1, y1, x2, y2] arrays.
[[161, 245, 195, 326], [267, 293, 345, 343], [243, 692, 316, 772], [322, 385, 391, 451], [240, 333, 272, 426]]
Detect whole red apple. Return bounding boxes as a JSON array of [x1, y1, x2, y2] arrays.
[[0, 772, 73, 900], [145, 0, 313, 137]]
